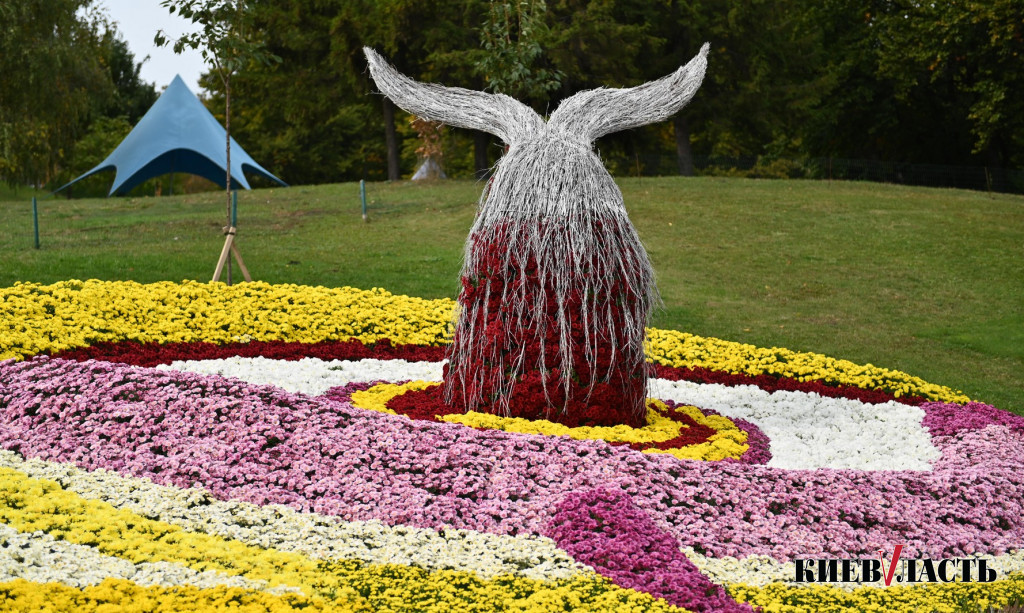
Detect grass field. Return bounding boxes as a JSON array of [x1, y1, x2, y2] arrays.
[[2, 176, 1021, 414]]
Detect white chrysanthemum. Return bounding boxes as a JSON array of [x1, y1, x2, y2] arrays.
[[155, 357, 444, 395], [0, 451, 587, 582], [0, 523, 295, 593], [649, 378, 940, 471]]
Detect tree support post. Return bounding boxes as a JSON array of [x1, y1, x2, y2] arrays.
[[212, 191, 251, 284]]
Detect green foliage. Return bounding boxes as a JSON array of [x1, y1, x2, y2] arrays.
[[102, 35, 159, 125], [205, 0, 387, 185], [876, 0, 1024, 168], [477, 0, 563, 102], [154, 0, 279, 88], [0, 0, 114, 187], [36, 0, 1023, 188], [798, 1, 1024, 169], [59, 116, 131, 198]]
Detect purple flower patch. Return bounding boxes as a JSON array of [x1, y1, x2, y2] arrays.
[[546, 488, 752, 612], [921, 401, 1024, 437]]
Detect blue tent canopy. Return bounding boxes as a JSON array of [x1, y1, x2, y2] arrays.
[[55, 75, 286, 196]]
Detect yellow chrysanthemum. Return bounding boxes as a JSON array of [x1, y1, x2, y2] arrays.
[[351, 381, 748, 462]]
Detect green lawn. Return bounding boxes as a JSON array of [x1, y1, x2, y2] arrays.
[[2, 176, 1021, 414]]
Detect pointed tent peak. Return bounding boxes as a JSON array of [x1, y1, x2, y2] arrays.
[[161, 74, 198, 101], [51, 73, 287, 197]]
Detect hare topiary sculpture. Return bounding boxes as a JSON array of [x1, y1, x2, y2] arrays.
[[365, 45, 709, 428]]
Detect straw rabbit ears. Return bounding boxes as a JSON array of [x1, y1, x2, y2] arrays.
[[363, 44, 709, 145]]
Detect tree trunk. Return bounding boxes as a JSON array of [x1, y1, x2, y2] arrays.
[[474, 131, 490, 180], [383, 98, 400, 181], [225, 75, 233, 285], [674, 115, 695, 176], [985, 135, 1008, 192]]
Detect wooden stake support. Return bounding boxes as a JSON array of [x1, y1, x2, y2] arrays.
[[212, 226, 251, 284]]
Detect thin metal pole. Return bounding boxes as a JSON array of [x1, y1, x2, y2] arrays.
[[32, 197, 40, 249], [360, 180, 367, 222]]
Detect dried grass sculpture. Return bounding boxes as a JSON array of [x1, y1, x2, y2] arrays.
[[365, 45, 709, 427]]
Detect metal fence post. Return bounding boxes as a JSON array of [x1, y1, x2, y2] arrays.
[[32, 197, 40, 249], [360, 180, 367, 222]]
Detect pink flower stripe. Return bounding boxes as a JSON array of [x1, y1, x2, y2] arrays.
[[49, 339, 917, 406], [1, 356, 1021, 566], [548, 488, 752, 612]]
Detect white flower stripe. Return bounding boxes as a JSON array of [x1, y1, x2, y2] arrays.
[[156, 356, 445, 394], [0, 450, 588, 582], [649, 379, 941, 471], [0, 522, 297, 594], [159, 357, 941, 472]]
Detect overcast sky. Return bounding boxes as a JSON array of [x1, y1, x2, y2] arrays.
[[97, 0, 207, 94]]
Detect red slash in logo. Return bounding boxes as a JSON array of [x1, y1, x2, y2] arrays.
[[879, 544, 904, 586]]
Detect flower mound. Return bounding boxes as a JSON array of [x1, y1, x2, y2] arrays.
[[445, 222, 650, 428], [344, 381, 763, 462], [0, 280, 1022, 613]]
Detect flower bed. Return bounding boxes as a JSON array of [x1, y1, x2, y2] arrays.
[[1, 280, 1022, 612]]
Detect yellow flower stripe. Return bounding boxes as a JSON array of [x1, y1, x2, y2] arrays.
[[646, 328, 969, 404], [0, 467, 367, 610], [0, 280, 453, 361], [727, 576, 1024, 613], [349, 380, 439, 415], [352, 382, 748, 462], [0, 280, 967, 402], [649, 405, 749, 462], [0, 578, 332, 612], [0, 468, 691, 612]]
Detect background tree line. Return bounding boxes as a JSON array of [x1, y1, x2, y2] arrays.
[[0, 0, 158, 193], [3, 0, 1022, 193]]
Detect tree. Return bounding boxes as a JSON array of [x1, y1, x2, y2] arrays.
[[155, 0, 280, 283], [0, 0, 114, 187], [357, 0, 490, 180], [476, 0, 563, 104], [103, 33, 159, 125], [876, 0, 1024, 168], [62, 116, 133, 198], [796, 1, 919, 162], [210, 0, 390, 185], [794, 1, 1024, 170]]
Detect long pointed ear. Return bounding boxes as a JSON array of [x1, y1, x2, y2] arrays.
[[363, 47, 542, 144], [548, 43, 709, 141]]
